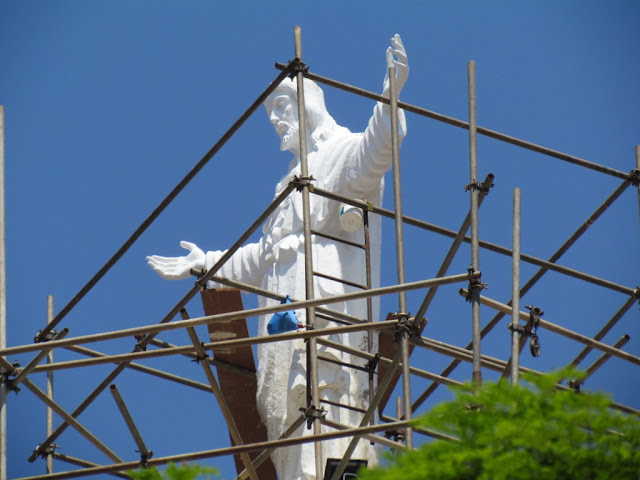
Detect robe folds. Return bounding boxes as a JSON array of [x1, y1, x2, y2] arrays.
[[205, 100, 406, 480]]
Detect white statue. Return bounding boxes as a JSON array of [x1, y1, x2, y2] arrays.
[[147, 34, 408, 480]]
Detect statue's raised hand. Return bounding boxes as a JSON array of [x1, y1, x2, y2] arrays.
[[383, 34, 409, 98], [146, 241, 205, 280]]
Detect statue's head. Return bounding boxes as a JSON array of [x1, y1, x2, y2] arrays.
[[264, 77, 339, 154]]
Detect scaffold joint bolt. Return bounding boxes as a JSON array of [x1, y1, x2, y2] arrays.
[[393, 313, 418, 342], [137, 450, 154, 467], [365, 353, 381, 374], [384, 428, 405, 442], [190, 344, 209, 364], [300, 405, 327, 429], [134, 335, 147, 352], [284, 57, 309, 80], [34, 329, 58, 343], [464, 179, 491, 194], [290, 175, 316, 192]]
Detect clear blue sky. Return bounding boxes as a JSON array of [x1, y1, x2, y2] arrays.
[[1, 1, 639, 478]]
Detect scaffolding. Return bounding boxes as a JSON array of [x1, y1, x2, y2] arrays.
[[1, 26, 639, 480]]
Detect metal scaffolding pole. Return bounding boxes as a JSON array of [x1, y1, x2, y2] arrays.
[[388, 63, 412, 449], [459, 290, 640, 367], [636, 146, 640, 230], [21, 378, 123, 464], [109, 385, 152, 464], [292, 25, 323, 479], [329, 350, 403, 480], [567, 296, 637, 368], [29, 320, 398, 375], [36, 71, 290, 342], [184, 322, 259, 480], [510, 188, 521, 384], [414, 173, 494, 322], [467, 61, 482, 386], [14, 420, 412, 480], [2, 272, 477, 359], [50, 453, 130, 480], [66, 344, 213, 392], [235, 413, 308, 480], [0, 105, 6, 480], [25, 182, 295, 462], [568, 335, 631, 390], [275, 64, 630, 181], [412, 177, 635, 408], [46, 296, 55, 474], [310, 185, 634, 296]]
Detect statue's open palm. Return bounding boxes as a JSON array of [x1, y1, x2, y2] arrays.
[[146, 241, 205, 280]]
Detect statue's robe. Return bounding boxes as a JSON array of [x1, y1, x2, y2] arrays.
[[205, 100, 406, 479]]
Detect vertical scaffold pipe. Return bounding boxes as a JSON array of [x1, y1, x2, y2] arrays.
[[0, 105, 6, 480], [293, 26, 322, 480], [46, 296, 55, 474], [636, 146, 640, 230], [510, 189, 521, 385], [389, 65, 412, 449], [467, 61, 482, 386]]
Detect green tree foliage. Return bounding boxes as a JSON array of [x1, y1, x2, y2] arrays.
[[361, 369, 640, 480], [127, 462, 218, 480]]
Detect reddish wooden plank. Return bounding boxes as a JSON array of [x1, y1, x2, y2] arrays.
[[201, 288, 277, 479]]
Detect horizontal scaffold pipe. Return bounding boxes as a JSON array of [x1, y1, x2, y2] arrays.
[[459, 289, 640, 368], [0, 271, 478, 358], [310, 186, 637, 297], [275, 63, 630, 181], [13, 420, 413, 480], [29, 321, 398, 374]]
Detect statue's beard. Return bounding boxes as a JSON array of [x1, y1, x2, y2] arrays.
[[279, 124, 299, 152]]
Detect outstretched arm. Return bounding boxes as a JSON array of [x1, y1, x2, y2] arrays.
[[147, 239, 267, 288], [349, 34, 409, 192]]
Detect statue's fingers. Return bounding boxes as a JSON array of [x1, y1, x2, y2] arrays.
[[391, 34, 404, 50], [386, 46, 394, 69], [180, 241, 197, 252], [147, 255, 181, 265]]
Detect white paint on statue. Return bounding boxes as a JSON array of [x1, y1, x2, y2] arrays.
[[147, 34, 408, 480]]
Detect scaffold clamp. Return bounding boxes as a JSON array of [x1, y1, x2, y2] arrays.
[[393, 313, 419, 342], [464, 178, 491, 194], [190, 344, 209, 364], [31, 443, 59, 461], [365, 353, 381, 375], [34, 329, 58, 344], [134, 335, 147, 352], [137, 449, 154, 467], [384, 428, 405, 443], [283, 57, 309, 80], [1, 361, 20, 394], [464, 267, 487, 301], [300, 405, 327, 429], [290, 175, 316, 192], [628, 169, 640, 187]]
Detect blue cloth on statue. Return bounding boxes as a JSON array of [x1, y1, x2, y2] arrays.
[[267, 295, 299, 335]]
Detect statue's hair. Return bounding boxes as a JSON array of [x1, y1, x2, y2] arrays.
[[268, 77, 343, 150]]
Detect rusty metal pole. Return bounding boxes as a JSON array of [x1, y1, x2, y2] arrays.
[[510, 189, 521, 384], [293, 25, 323, 479], [389, 64, 413, 449], [46, 296, 54, 474], [467, 61, 482, 386]]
